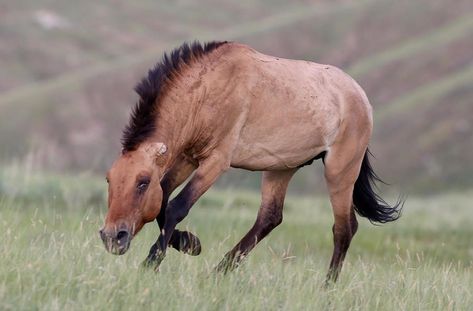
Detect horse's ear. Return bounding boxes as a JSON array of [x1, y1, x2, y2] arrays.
[[144, 142, 167, 159]]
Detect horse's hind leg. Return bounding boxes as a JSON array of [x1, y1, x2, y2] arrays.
[[215, 169, 297, 273], [323, 146, 365, 284]]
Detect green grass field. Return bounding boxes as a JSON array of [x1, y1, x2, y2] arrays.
[[1, 1, 472, 309], [0, 170, 472, 310]]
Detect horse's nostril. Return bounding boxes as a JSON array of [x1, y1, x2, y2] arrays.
[[116, 230, 129, 242]]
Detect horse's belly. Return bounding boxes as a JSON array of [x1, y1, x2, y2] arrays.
[[231, 119, 335, 171], [231, 142, 327, 171]]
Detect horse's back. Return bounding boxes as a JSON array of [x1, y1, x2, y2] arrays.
[[227, 44, 372, 171]]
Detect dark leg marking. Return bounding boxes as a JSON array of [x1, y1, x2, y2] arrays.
[[215, 169, 297, 273], [215, 200, 283, 273], [325, 210, 358, 285], [143, 154, 228, 271], [144, 184, 196, 269], [156, 178, 201, 256], [153, 155, 201, 256]]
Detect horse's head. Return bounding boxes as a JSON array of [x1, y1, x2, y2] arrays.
[[100, 142, 167, 255]]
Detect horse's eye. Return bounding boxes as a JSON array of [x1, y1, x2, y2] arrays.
[[137, 179, 150, 193]]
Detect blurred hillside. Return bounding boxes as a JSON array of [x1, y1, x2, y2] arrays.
[[0, 0, 472, 193]]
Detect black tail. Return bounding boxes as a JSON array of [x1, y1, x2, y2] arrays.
[[353, 149, 403, 224]]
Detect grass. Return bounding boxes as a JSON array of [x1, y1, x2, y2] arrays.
[[0, 170, 472, 310]]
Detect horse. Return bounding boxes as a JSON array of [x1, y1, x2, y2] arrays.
[[99, 41, 402, 283]]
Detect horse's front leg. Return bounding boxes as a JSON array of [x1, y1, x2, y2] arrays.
[[156, 154, 201, 256], [143, 153, 229, 270]]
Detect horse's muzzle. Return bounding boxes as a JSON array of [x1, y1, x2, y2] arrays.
[[99, 228, 131, 255]]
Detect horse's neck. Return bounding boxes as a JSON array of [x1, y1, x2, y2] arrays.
[[150, 59, 233, 166], [150, 92, 195, 169]]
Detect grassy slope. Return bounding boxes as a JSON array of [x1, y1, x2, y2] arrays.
[[0, 0, 472, 192], [347, 13, 473, 77], [0, 171, 472, 310]]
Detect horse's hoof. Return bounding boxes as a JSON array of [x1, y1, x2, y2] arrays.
[[140, 259, 154, 271], [213, 262, 229, 274], [140, 259, 159, 272], [140, 251, 165, 272], [214, 257, 238, 274], [171, 231, 202, 256]]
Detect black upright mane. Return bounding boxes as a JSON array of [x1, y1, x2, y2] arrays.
[[121, 41, 228, 152]]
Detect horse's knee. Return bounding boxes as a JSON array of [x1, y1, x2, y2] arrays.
[[165, 201, 189, 224]]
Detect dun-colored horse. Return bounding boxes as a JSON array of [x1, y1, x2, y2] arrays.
[[99, 41, 402, 282]]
